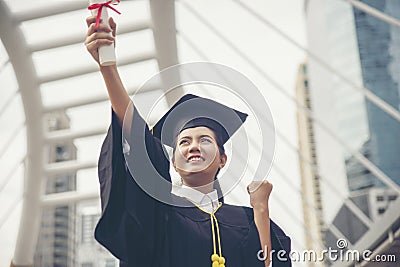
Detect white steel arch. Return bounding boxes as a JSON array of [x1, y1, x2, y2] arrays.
[[0, 1, 44, 266], [0, 0, 181, 266]]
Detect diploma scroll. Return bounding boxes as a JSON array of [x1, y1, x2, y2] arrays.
[[88, 0, 117, 66]]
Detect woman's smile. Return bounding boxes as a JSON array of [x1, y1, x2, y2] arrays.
[[186, 155, 205, 163]]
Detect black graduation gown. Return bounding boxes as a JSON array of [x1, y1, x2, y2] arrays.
[[94, 109, 292, 267]]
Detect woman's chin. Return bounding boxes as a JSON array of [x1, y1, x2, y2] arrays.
[[177, 162, 211, 174]]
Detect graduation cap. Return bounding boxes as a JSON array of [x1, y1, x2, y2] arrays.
[[152, 94, 248, 148]]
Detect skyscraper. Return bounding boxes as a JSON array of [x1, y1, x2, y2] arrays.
[[34, 112, 77, 267], [77, 206, 118, 267], [304, 0, 400, 252], [351, 0, 400, 187], [304, 0, 400, 221], [296, 62, 326, 267]]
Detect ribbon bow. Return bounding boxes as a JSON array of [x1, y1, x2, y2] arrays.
[[88, 0, 121, 29]]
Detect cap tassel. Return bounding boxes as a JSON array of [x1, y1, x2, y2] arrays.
[[188, 200, 226, 267]]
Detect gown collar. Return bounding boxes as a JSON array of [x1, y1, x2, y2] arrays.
[[172, 184, 219, 213]]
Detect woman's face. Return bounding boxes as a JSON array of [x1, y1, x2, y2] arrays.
[[173, 126, 226, 182]]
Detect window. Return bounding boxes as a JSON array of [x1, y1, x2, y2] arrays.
[[81, 214, 100, 244]]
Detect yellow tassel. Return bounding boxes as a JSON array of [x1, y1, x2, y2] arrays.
[[186, 200, 226, 267], [211, 254, 219, 262]]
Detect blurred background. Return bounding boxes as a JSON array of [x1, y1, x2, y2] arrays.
[[0, 0, 399, 266]]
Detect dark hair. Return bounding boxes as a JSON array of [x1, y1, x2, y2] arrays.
[[172, 128, 225, 202]]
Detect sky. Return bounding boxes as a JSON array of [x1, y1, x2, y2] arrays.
[[0, 0, 307, 265]]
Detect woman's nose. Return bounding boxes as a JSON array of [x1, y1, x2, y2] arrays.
[[188, 140, 200, 152]]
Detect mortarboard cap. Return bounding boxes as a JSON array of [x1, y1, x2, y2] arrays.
[[152, 94, 248, 147]]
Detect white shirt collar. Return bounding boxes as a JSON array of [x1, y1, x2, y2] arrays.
[[172, 184, 220, 212]]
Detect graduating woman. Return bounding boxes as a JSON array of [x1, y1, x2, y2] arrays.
[[85, 16, 292, 267]]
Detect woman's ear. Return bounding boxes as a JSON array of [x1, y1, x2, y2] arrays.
[[172, 159, 177, 171], [219, 154, 227, 169]]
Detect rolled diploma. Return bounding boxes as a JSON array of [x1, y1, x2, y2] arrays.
[[89, 0, 116, 66]]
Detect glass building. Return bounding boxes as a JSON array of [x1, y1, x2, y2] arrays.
[[305, 0, 365, 222], [305, 0, 400, 259], [305, 0, 400, 219], [351, 0, 400, 188]]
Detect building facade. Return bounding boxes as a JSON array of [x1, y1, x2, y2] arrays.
[[34, 112, 77, 267], [352, 0, 400, 187], [304, 0, 400, 218], [304, 0, 400, 257], [77, 206, 118, 267], [296, 62, 326, 267]]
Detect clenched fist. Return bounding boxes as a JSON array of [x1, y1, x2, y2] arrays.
[[247, 180, 273, 212]]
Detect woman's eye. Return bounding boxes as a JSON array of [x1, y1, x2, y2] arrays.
[[201, 137, 212, 143], [179, 140, 189, 145]]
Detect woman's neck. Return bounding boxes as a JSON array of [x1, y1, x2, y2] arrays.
[[182, 175, 214, 194]]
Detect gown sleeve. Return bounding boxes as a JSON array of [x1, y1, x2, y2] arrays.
[[94, 108, 171, 262], [240, 208, 292, 267], [270, 220, 292, 267]]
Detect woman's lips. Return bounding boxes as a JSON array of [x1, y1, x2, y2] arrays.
[[186, 155, 205, 162]]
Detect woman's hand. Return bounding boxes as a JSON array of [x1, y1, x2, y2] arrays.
[[85, 16, 116, 64], [247, 180, 273, 212], [249, 181, 273, 267]]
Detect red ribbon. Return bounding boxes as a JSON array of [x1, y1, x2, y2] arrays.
[[88, 0, 121, 29]]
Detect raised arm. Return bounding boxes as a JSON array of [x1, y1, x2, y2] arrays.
[[86, 17, 171, 262], [85, 16, 132, 125], [248, 181, 273, 267]]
